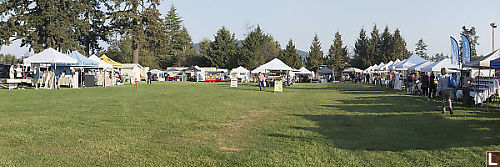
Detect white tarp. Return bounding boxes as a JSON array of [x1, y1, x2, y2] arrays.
[[251, 58, 293, 74], [381, 61, 394, 71], [23, 48, 77, 65], [421, 58, 458, 72], [343, 67, 363, 73], [231, 66, 250, 82], [231, 66, 250, 74], [408, 61, 433, 71], [375, 62, 385, 71], [89, 55, 113, 70], [394, 54, 427, 70]]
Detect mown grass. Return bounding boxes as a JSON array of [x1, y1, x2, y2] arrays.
[[0, 82, 499, 166]]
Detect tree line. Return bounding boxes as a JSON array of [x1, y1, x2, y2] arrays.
[[0, 0, 481, 73]]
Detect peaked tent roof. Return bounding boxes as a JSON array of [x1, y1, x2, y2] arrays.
[[375, 62, 386, 71], [89, 55, 113, 69], [251, 58, 293, 73], [318, 66, 334, 74], [23, 48, 77, 65], [388, 59, 402, 70], [166, 68, 182, 72], [421, 58, 458, 72], [394, 54, 427, 70], [296, 67, 314, 74], [464, 49, 500, 68], [408, 61, 434, 71], [381, 61, 394, 71], [100, 54, 123, 68], [231, 66, 250, 73], [343, 67, 363, 73], [67, 51, 99, 67]]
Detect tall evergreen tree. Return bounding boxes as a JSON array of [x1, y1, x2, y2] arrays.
[[353, 28, 370, 69], [327, 32, 348, 78], [280, 39, 303, 69], [460, 26, 480, 58], [164, 5, 195, 66], [0, 0, 107, 53], [415, 39, 429, 60], [431, 52, 448, 62], [391, 28, 411, 60], [108, 0, 162, 64], [368, 24, 381, 65], [379, 26, 393, 63], [205, 27, 238, 69], [307, 34, 324, 68], [239, 25, 280, 69]]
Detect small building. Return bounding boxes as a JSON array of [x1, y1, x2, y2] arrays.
[[121, 64, 143, 82]]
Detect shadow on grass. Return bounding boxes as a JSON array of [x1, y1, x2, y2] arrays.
[[279, 84, 500, 151], [288, 113, 500, 151]]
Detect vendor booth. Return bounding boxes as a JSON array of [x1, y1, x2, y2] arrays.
[[294, 67, 314, 83], [150, 69, 165, 81], [251, 58, 294, 86], [165, 68, 183, 81], [394, 54, 427, 71], [100, 54, 124, 69], [23, 48, 77, 89], [318, 66, 334, 83], [230, 66, 250, 82]]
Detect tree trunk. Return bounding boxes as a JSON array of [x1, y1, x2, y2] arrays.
[[132, 39, 139, 64]]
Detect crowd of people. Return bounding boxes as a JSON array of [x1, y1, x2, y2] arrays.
[[358, 68, 479, 114]]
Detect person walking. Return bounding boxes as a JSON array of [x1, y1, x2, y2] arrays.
[[438, 68, 453, 114], [258, 72, 265, 91]]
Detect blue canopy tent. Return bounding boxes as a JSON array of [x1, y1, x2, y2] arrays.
[[491, 58, 500, 68], [67, 51, 99, 67]]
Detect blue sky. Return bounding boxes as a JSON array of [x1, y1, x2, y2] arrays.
[[1, 0, 499, 58]]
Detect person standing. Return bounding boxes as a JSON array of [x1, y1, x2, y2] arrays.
[[15, 64, 22, 79], [429, 72, 436, 100], [147, 71, 152, 85], [258, 72, 265, 91], [438, 68, 453, 114], [463, 72, 474, 106], [421, 72, 430, 101]]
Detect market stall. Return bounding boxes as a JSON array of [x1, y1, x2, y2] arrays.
[[23, 48, 77, 89], [230, 66, 250, 82]]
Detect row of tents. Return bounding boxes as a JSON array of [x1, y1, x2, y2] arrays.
[[363, 49, 500, 74], [23, 48, 123, 70]]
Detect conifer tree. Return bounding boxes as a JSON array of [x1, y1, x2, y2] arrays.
[[368, 24, 381, 64], [307, 34, 324, 69], [415, 39, 429, 60], [280, 39, 303, 69], [206, 27, 238, 69], [353, 28, 370, 69], [328, 32, 348, 78]]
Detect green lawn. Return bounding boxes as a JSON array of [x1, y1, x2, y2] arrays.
[[0, 82, 499, 166]]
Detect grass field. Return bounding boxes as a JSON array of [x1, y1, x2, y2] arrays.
[[1, 82, 499, 166]]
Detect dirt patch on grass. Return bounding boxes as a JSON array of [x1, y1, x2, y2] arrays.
[[217, 110, 272, 152]]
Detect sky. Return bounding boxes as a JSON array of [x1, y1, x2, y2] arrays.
[[1, 0, 499, 58]]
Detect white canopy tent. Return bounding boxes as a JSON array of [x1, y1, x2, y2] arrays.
[[89, 55, 113, 70], [381, 61, 394, 71], [421, 58, 458, 73], [230, 66, 250, 82], [375, 62, 386, 72], [343, 67, 363, 73], [295, 67, 314, 75], [394, 54, 427, 71], [463, 49, 500, 68], [368, 64, 379, 73], [251, 58, 293, 74], [388, 59, 402, 71], [408, 61, 433, 71], [23, 48, 77, 65]]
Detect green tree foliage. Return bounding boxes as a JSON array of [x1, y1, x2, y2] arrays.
[[108, 0, 163, 64], [379, 26, 393, 63], [368, 24, 381, 65], [431, 53, 448, 62], [307, 34, 324, 68], [205, 27, 238, 69], [164, 6, 196, 66], [0, 54, 20, 65], [352, 28, 370, 69], [0, 0, 107, 54], [391, 28, 411, 60], [460, 26, 479, 58], [239, 25, 280, 69], [280, 39, 303, 69], [327, 32, 348, 78], [415, 39, 429, 60]]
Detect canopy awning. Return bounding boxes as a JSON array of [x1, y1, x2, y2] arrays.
[[66, 51, 99, 67], [408, 61, 433, 71], [23, 48, 77, 65], [100, 54, 123, 68], [251, 58, 293, 73], [421, 58, 458, 72], [343, 67, 363, 73], [394, 54, 427, 70], [464, 49, 500, 68], [318, 66, 334, 74], [89, 55, 113, 70], [231, 66, 250, 73]]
